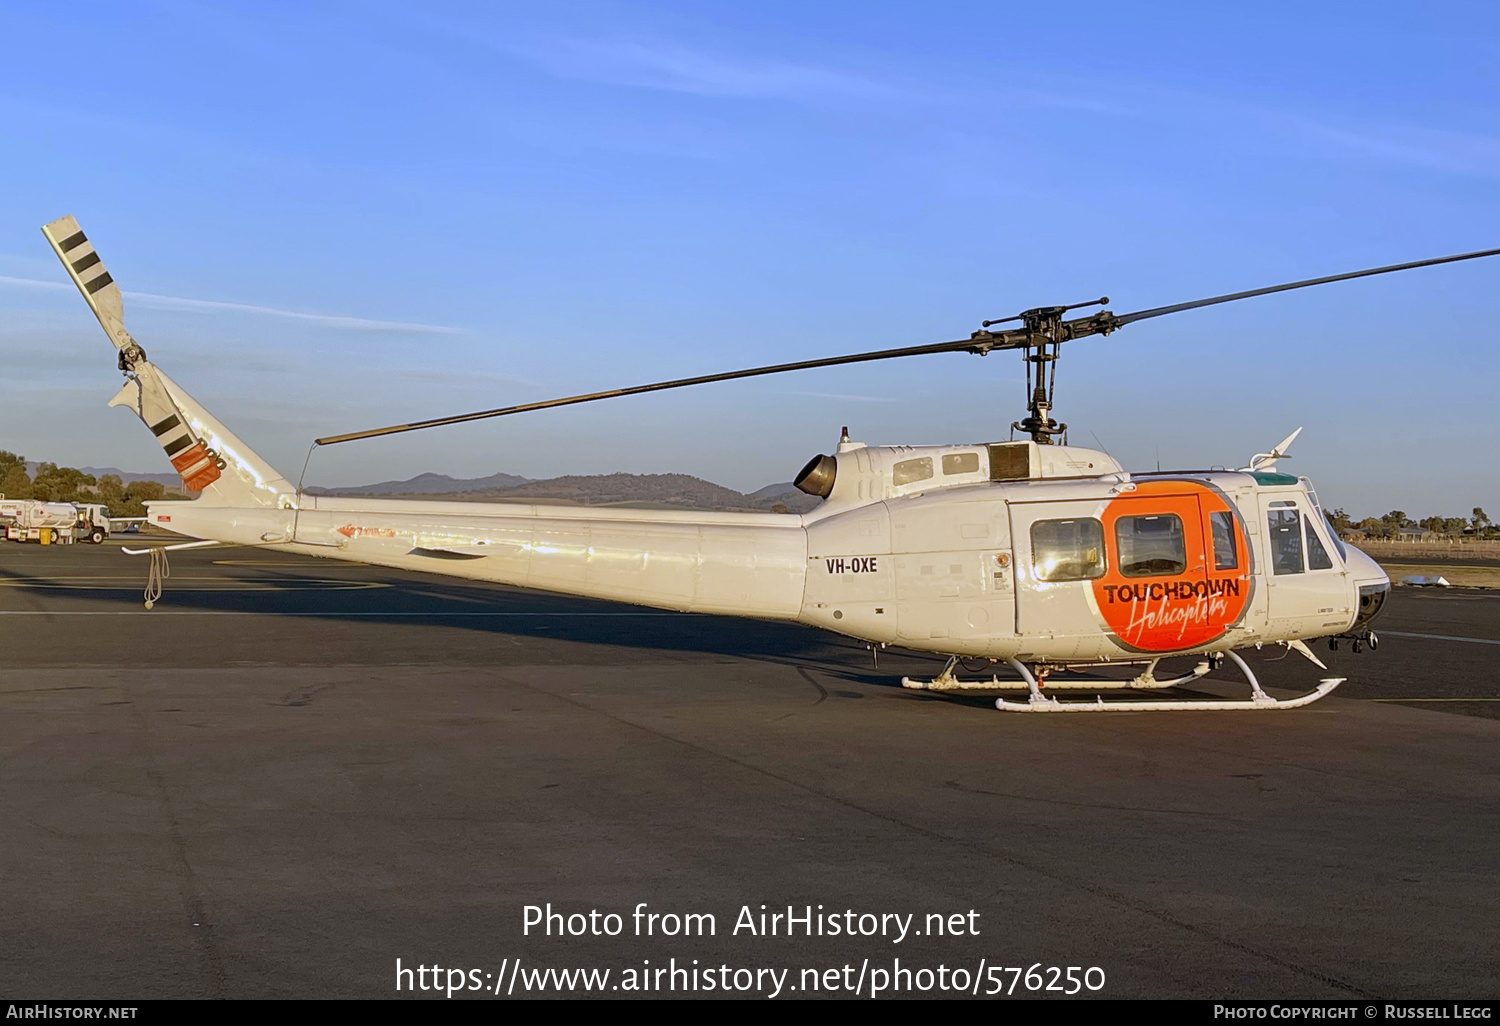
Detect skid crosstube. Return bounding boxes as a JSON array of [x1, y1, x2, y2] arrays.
[[902, 651, 1345, 713]]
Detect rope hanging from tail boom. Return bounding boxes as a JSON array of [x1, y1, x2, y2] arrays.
[[144, 548, 170, 610]]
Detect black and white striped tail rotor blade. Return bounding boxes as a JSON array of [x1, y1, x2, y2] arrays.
[[41, 215, 137, 353], [41, 216, 223, 491]]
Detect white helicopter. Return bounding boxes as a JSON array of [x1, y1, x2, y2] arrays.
[[42, 216, 1497, 711]]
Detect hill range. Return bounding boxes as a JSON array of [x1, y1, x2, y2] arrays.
[[19, 460, 820, 513], [24, 461, 185, 490], [308, 472, 819, 513]]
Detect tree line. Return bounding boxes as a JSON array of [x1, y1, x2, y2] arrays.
[[1325, 507, 1493, 540], [0, 451, 168, 517], [3, 448, 1493, 535]]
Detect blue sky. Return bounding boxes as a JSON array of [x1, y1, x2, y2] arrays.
[[1, 1, 1497, 517]]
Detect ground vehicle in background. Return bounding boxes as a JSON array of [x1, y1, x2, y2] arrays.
[[72, 503, 115, 543], [0, 499, 116, 543], [1, 499, 83, 543]]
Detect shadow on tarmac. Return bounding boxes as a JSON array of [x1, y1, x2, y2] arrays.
[[0, 543, 1379, 713]]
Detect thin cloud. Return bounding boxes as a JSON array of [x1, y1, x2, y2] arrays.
[[964, 70, 1500, 180], [782, 390, 899, 403], [515, 36, 900, 103], [0, 275, 461, 334], [1257, 110, 1500, 177], [404, 367, 543, 391], [1069, 76, 1500, 179]]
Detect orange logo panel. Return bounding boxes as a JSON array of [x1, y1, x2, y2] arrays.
[[1091, 481, 1250, 652], [170, 442, 223, 491]]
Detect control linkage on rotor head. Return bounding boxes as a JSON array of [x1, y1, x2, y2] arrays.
[[969, 297, 1113, 444]]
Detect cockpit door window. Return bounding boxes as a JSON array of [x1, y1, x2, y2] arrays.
[[1268, 508, 1304, 575], [1209, 511, 1239, 571], [1115, 514, 1187, 577]]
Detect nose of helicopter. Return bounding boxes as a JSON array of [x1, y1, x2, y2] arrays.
[[1342, 544, 1391, 626]]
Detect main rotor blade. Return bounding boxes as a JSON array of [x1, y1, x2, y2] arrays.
[[1110, 246, 1500, 328], [317, 244, 1500, 447], [314, 335, 993, 446]]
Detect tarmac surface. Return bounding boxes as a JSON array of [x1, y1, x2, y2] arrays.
[[1, 540, 1496, 999]]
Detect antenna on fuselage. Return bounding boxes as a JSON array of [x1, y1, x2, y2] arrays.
[[1244, 427, 1303, 472]]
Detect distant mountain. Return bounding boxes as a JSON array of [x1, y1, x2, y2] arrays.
[[14, 458, 821, 513], [24, 462, 186, 490], [307, 471, 533, 496], [746, 482, 806, 502], [79, 467, 184, 488], [747, 482, 795, 499], [319, 471, 822, 513], [472, 474, 751, 508]]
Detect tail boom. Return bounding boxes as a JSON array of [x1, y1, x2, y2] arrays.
[[150, 497, 811, 619]]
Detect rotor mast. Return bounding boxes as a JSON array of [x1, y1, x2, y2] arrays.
[[978, 298, 1111, 445]]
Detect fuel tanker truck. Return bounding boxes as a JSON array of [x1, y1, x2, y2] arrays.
[[0, 499, 115, 543]]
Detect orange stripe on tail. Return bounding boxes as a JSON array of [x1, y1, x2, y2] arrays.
[[170, 443, 223, 491]]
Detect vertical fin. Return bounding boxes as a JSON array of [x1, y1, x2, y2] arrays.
[[107, 366, 225, 492]]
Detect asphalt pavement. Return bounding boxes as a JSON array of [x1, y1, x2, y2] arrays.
[[1, 541, 1495, 999]]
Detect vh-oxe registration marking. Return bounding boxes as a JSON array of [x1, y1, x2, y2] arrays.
[[826, 557, 881, 574]]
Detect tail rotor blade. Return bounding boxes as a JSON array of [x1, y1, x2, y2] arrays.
[[41, 215, 137, 353], [41, 216, 222, 492]]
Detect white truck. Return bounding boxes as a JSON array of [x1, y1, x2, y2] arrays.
[[0, 499, 115, 544]]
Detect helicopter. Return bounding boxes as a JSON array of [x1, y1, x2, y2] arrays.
[[41, 215, 1499, 712]]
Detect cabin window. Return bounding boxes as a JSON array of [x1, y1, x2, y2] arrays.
[[1210, 511, 1239, 570], [1268, 508, 1303, 575], [1031, 518, 1106, 582], [892, 457, 934, 487], [1115, 514, 1187, 577], [942, 452, 980, 476], [1305, 517, 1334, 570]]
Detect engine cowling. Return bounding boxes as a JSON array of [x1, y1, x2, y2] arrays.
[[793, 439, 1124, 511]]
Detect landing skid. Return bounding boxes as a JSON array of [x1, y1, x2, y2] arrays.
[[902, 656, 1212, 692], [903, 652, 1344, 712]]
